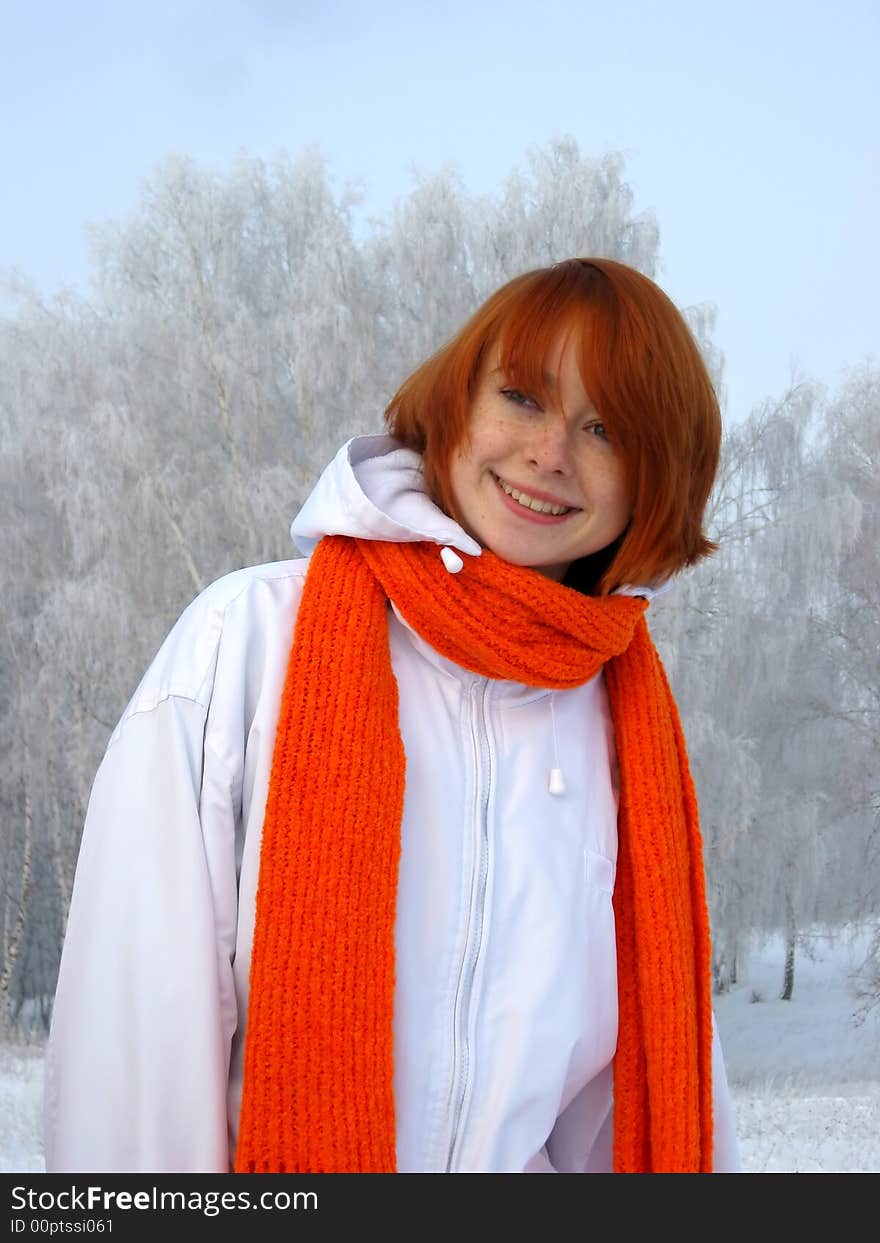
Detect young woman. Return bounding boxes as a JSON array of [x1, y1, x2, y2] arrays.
[[45, 257, 741, 1174]]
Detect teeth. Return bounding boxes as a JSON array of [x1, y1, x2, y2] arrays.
[[497, 477, 571, 516]]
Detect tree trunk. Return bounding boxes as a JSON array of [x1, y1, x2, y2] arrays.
[[0, 772, 33, 1009], [781, 893, 796, 1000], [712, 927, 739, 995]]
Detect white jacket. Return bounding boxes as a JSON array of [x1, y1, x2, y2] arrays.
[[44, 435, 741, 1174]]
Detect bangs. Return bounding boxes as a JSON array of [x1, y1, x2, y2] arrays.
[[484, 263, 615, 426]]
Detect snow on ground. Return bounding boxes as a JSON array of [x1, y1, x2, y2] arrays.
[[712, 923, 880, 1173], [2, 925, 878, 1173], [730, 1082, 880, 1173], [1, 1040, 45, 1174]]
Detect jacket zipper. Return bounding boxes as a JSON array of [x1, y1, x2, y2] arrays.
[[444, 678, 491, 1171]]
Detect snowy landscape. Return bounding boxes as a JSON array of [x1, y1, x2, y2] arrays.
[[3, 924, 877, 1175], [714, 924, 879, 1173]]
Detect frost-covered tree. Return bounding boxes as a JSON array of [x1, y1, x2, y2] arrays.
[[655, 372, 873, 998], [810, 366, 880, 1002]]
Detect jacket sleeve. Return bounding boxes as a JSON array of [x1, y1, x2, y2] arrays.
[[709, 1014, 742, 1171], [44, 646, 240, 1172], [545, 1017, 742, 1173]]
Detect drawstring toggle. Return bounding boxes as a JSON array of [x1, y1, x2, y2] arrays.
[[548, 767, 566, 796], [549, 693, 566, 796], [440, 547, 464, 574]]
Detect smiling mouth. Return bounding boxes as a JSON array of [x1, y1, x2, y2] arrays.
[[492, 473, 578, 516]]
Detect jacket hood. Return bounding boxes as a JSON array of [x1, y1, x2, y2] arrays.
[[291, 435, 483, 559], [291, 435, 673, 602]]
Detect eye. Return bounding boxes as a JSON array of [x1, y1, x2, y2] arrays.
[[586, 421, 609, 441], [500, 387, 540, 410]]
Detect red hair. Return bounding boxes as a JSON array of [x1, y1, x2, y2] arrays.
[[385, 258, 721, 594]]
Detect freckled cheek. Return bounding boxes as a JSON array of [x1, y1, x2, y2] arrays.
[[471, 432, 507, 468]]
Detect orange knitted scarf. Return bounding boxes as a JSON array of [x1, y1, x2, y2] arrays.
[[235, 535, 714, 1173]]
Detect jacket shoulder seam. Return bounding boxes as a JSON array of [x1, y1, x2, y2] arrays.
[[111, 560, 310, 742], [104, 691, 209, 755]]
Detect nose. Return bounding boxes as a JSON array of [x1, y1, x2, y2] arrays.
[[525, 414, 572, 475]]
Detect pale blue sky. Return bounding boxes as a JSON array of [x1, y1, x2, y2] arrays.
[[2, 0, 877, 423]]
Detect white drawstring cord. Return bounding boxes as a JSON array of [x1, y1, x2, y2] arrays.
[[548, 692, 566, 796]]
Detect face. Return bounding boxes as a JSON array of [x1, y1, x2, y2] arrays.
[[447, 331, 633, 582]]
